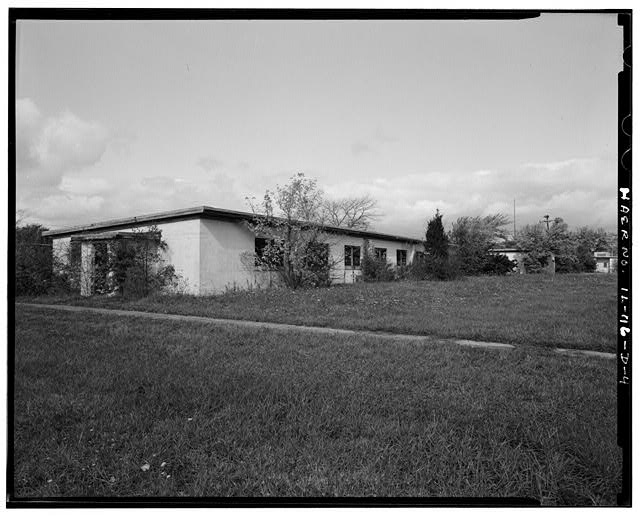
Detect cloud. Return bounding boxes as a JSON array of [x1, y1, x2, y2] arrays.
[[373, 128, 398, 143], [352, 128, 398, 157], [324, 156, 616, 237], [16, 98, 110, 188], [29, 193, 106, 226], [521, 158, 591, 172], [196, 156, 224, 172], [351, 141, 372, 156]]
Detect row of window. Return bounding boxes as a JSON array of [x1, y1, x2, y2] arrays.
[[344, 245, 408, 268], [255, 238, 415, 269]]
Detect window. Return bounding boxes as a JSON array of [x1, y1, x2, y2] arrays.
[[255, 237, 268, 266], [396, 249, 407, 266], [374, 247, 387, 261], [305, 242, 329, 270], [255, 237, 283, 267], [344, 245, 361, 268]]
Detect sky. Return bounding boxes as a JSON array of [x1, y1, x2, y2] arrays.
[[15, 13, 622, 239]]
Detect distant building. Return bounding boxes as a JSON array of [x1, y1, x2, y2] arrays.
[[594, 250, 618, 273], [488, 247, 529, 274], [43, 206, 422, 296]]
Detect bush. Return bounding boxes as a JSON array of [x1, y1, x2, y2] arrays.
[[360, 240, 396, 282], [122, 265, 148, 298], [115, 236, 179, 298], [406, 255, 460, 281], [480, 254, 517, 275], [555, 255, 581, 274], [15, 224, 53, 296], [361, 252, 396, 282], [523, 251, 553, 274]]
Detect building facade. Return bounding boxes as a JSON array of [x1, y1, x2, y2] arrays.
[[44, 206, 422, 296], [594, 250, 618, 273]]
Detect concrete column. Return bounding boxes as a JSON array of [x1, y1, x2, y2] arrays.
[[80, 242, 95, 297]]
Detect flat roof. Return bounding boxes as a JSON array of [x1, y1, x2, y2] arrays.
[[489, 248, 528, 253], [70, 231, 159, 242], [43, 205, 423, 244]]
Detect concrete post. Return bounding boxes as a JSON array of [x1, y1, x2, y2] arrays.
[[80, 242, 95, 296]]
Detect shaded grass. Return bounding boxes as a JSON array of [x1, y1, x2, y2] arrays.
[[13, 305, 620, 503], [25, 273, 617, 352]]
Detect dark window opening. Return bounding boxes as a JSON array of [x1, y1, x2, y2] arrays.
[[255, 237, 283, 267], [396, 249, 407, 266], [305, 242, 330, 271], [374, 247, 387, 261], [344, 245, 361, 268]]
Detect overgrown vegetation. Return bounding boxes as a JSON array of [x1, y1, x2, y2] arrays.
[[15, 215, 180, 299], [407, 210, 459, 280], [15, 224, 54, 296], [360, 239, 395, 282], [54, 227, 179, 298], [246, 173, 335, 289], [449, 214, 516, 275], [516, 218, 613, 274], [14, 306, 620, 503], [107, 228, 179, 298]]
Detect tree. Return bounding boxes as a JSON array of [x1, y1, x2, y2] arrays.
[[246, 173, 334, 289], [516, 218, 611, 274], [449, 214, 512, 275], [323, 195, 379, 230], [516, 222, 555, 273], [15, 223, 53, 296], [414, 210, 459, 280], [424, 209, 449, 259]]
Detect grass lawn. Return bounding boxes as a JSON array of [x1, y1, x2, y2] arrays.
[[24, 273, 617, 352], [13, 304, 620, 503]]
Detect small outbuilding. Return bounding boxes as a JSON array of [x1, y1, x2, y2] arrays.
[[594, 250, 618, 273]]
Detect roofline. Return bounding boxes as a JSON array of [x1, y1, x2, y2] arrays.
[[42, 205, 423, 244]]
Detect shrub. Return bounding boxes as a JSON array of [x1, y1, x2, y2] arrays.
[[523, 251, 553, 274], [405, 255, 460, 281], [480, 254, 517, 275], [555, 255, 581, 274], [361, 253, 395, 282], [361, 240, 395, 282], [15, 224, 53, 296]]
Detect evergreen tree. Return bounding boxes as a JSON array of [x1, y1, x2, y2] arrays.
[[424, 209, 449, 259]]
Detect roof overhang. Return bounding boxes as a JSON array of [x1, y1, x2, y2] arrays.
[[70, 231, 160, 242], [43, 205, 423, 245]]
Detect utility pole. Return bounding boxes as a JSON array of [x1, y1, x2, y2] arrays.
[[513, 199, 516, 240], [541, 214, 551, 232]]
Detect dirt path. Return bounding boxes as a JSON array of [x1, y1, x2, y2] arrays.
[[16, 302, 615, 359]]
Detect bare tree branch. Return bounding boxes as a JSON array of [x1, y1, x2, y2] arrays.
[[323, 195, 380, 230]]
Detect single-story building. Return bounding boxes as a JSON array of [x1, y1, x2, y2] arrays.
[[43, 206, 423, 296], [594, 250, 618, 273], [488, 247, 529, 274]]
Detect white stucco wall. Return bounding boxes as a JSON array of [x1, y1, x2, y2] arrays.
[[197, 221, 419, 293], [154, 219, 202, 293], [325, 233, 418, 284], [198, 219, 259, 294]]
